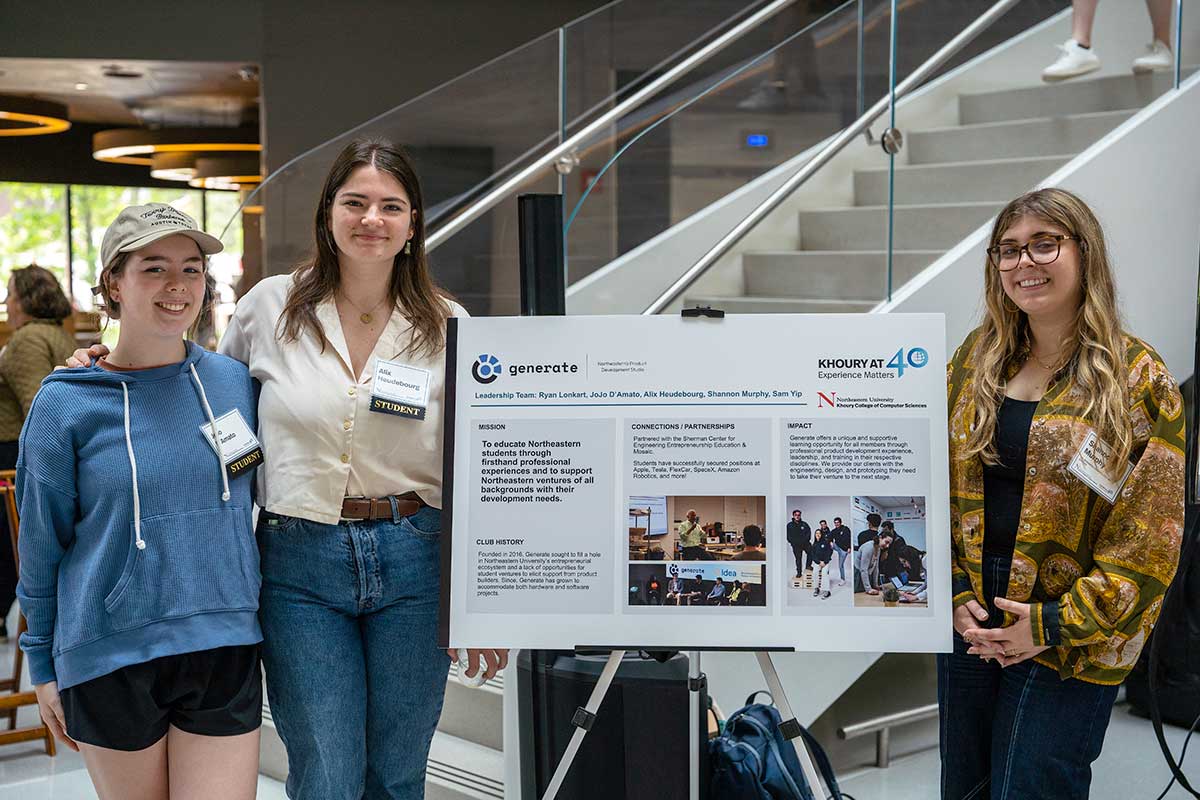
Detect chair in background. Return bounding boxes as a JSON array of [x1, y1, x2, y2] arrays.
[[0, 470, 56, 755]]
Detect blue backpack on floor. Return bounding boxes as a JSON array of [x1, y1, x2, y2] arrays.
[[709, 691, 843, 800]]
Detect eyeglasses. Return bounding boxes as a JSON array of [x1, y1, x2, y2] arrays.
[[986, 234, 1080, 271]]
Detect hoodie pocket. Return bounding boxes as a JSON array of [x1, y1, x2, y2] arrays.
[[104, 506, 260, 630]]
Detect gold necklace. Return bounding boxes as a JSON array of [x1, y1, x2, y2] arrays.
[[1029, 347, 1067, 373], [338, 292, 388, 325]]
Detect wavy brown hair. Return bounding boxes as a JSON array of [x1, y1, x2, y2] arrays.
[[964, 188, 1131, 473], [11, 265, 72, 322], [277, 139, 450, 357]]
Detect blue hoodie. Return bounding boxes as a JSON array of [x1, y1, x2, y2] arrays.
[[16, 343, 262, 690]]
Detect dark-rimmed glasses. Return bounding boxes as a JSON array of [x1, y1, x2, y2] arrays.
[[986, 234, 1080, 271]]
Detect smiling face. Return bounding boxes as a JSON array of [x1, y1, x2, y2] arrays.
[[995, 214, 1084, 326], [108, 234, 206, 339], [328, 164, 414, 267]]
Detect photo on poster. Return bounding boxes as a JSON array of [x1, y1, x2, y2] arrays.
[[628, 495, 767, 563], [784, 496, 854, 608], [852, 496, 929, 609], [628, 563, 766, 607]]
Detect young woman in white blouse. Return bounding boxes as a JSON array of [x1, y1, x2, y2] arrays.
[[74, 139, 507, 799]]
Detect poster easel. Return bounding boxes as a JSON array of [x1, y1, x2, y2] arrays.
[[539, 648, 827, 800]]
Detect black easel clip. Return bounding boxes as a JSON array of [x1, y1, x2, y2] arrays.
[[778, 717, 802, 741], [688, 674, 707, 693], [682, 305, 724, 318], [570, 707, 597, 731]]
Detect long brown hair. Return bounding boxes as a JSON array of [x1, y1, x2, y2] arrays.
[[964, 188, 1131, 472], [277, 139, 450, 357]]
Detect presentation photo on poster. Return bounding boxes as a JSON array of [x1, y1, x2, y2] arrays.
[[440, 314, 951, 653]]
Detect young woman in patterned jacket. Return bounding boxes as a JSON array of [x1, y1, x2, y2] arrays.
[[939, 188, 1184, 800]]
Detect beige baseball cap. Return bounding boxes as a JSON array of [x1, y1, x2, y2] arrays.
[[99, 203, 223, 271]]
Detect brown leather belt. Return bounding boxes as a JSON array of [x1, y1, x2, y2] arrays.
[[340, 496, 424, 521]]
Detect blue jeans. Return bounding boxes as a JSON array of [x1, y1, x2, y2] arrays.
[[257, 507, 450, 800], [937, 553, 1119, 800], [833, 544, 848, 581]]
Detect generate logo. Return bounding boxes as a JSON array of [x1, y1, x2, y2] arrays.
[[472, 354, 502, 384]]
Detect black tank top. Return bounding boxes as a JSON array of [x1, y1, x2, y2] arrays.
[[981, 397, 1038, 555]]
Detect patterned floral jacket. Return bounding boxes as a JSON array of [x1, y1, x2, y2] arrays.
[[948, 328, 1185, 684]]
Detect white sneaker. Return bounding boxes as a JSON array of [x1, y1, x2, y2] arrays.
[[1132, 40, 1173, 74], [1042, 39, 1101, 82]]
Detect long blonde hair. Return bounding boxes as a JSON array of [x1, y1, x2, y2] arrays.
[[964, 188, 1132, 472]]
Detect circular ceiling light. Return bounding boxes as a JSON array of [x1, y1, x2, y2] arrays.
[[0, 95, 71, 137], [92, 127, 260, 166], [188, 153, 263, 190], [149, 152, 198, 182]]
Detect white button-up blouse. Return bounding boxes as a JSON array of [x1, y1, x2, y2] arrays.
[[219, 274, 466, 524]]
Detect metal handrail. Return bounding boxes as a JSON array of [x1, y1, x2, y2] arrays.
[[426, 0, 803, 252], [642, 0, 1021, 315], [837, 701, 939, 768]]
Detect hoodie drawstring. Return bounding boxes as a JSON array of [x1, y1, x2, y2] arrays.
[[190, 364, 231, 502], [121, 382, 146, 551]]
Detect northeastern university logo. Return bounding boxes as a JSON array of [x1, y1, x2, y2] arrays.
[[472, 354, 502, 384]]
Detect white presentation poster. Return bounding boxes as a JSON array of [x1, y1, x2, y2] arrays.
[[439, 314, 951, 654]]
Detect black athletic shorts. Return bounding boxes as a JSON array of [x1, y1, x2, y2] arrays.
[[59, 644, 262, 751]]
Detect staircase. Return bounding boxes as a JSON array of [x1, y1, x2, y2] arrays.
[[683, 69, 1179, 313]]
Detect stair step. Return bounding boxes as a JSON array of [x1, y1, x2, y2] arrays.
[[683, 295, 877, 314], [853, 155, 1070, 205], [797, 202, 999, 250], [906, 109, 1134, 164], [958, 70, 1183, 125], [743, 250, 941, 299], [427, 732, 505, 800], [438, 664, 504, 752]]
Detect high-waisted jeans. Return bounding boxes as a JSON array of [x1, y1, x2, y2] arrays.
[[257, 506, 449, 799], [937, 552, 1118, 800]]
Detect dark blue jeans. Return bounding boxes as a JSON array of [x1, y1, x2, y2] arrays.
[[937, 553, 1119, 799], [257, 507, 449, 800]]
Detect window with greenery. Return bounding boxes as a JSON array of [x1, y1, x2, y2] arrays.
[[0, 181, 246, 340]]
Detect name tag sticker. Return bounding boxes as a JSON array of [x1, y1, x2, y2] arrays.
[[1067, 430, 1134, 503], [371, 358, 431, 420], [199, 409, 264, 478]]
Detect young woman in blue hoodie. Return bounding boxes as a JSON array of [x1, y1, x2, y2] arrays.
[[19, 204, 263, 799]]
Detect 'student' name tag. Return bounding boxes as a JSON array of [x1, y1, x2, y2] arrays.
[[370, 358, 431, 420], [198, 409, 264, 478], [1067, 430, 1133, 504]]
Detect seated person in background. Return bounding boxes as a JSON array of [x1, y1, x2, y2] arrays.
[[0, 265, 77, 637], [665, 574, 684, 605], [686, 575, 705, 605], [728, 580, 743, 604], [901, 551, 928, 603], [706, 577, 726, 605], [646, 575, 662, 605], [731, 524, 766, 561], [736, 582, 753, 606]]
